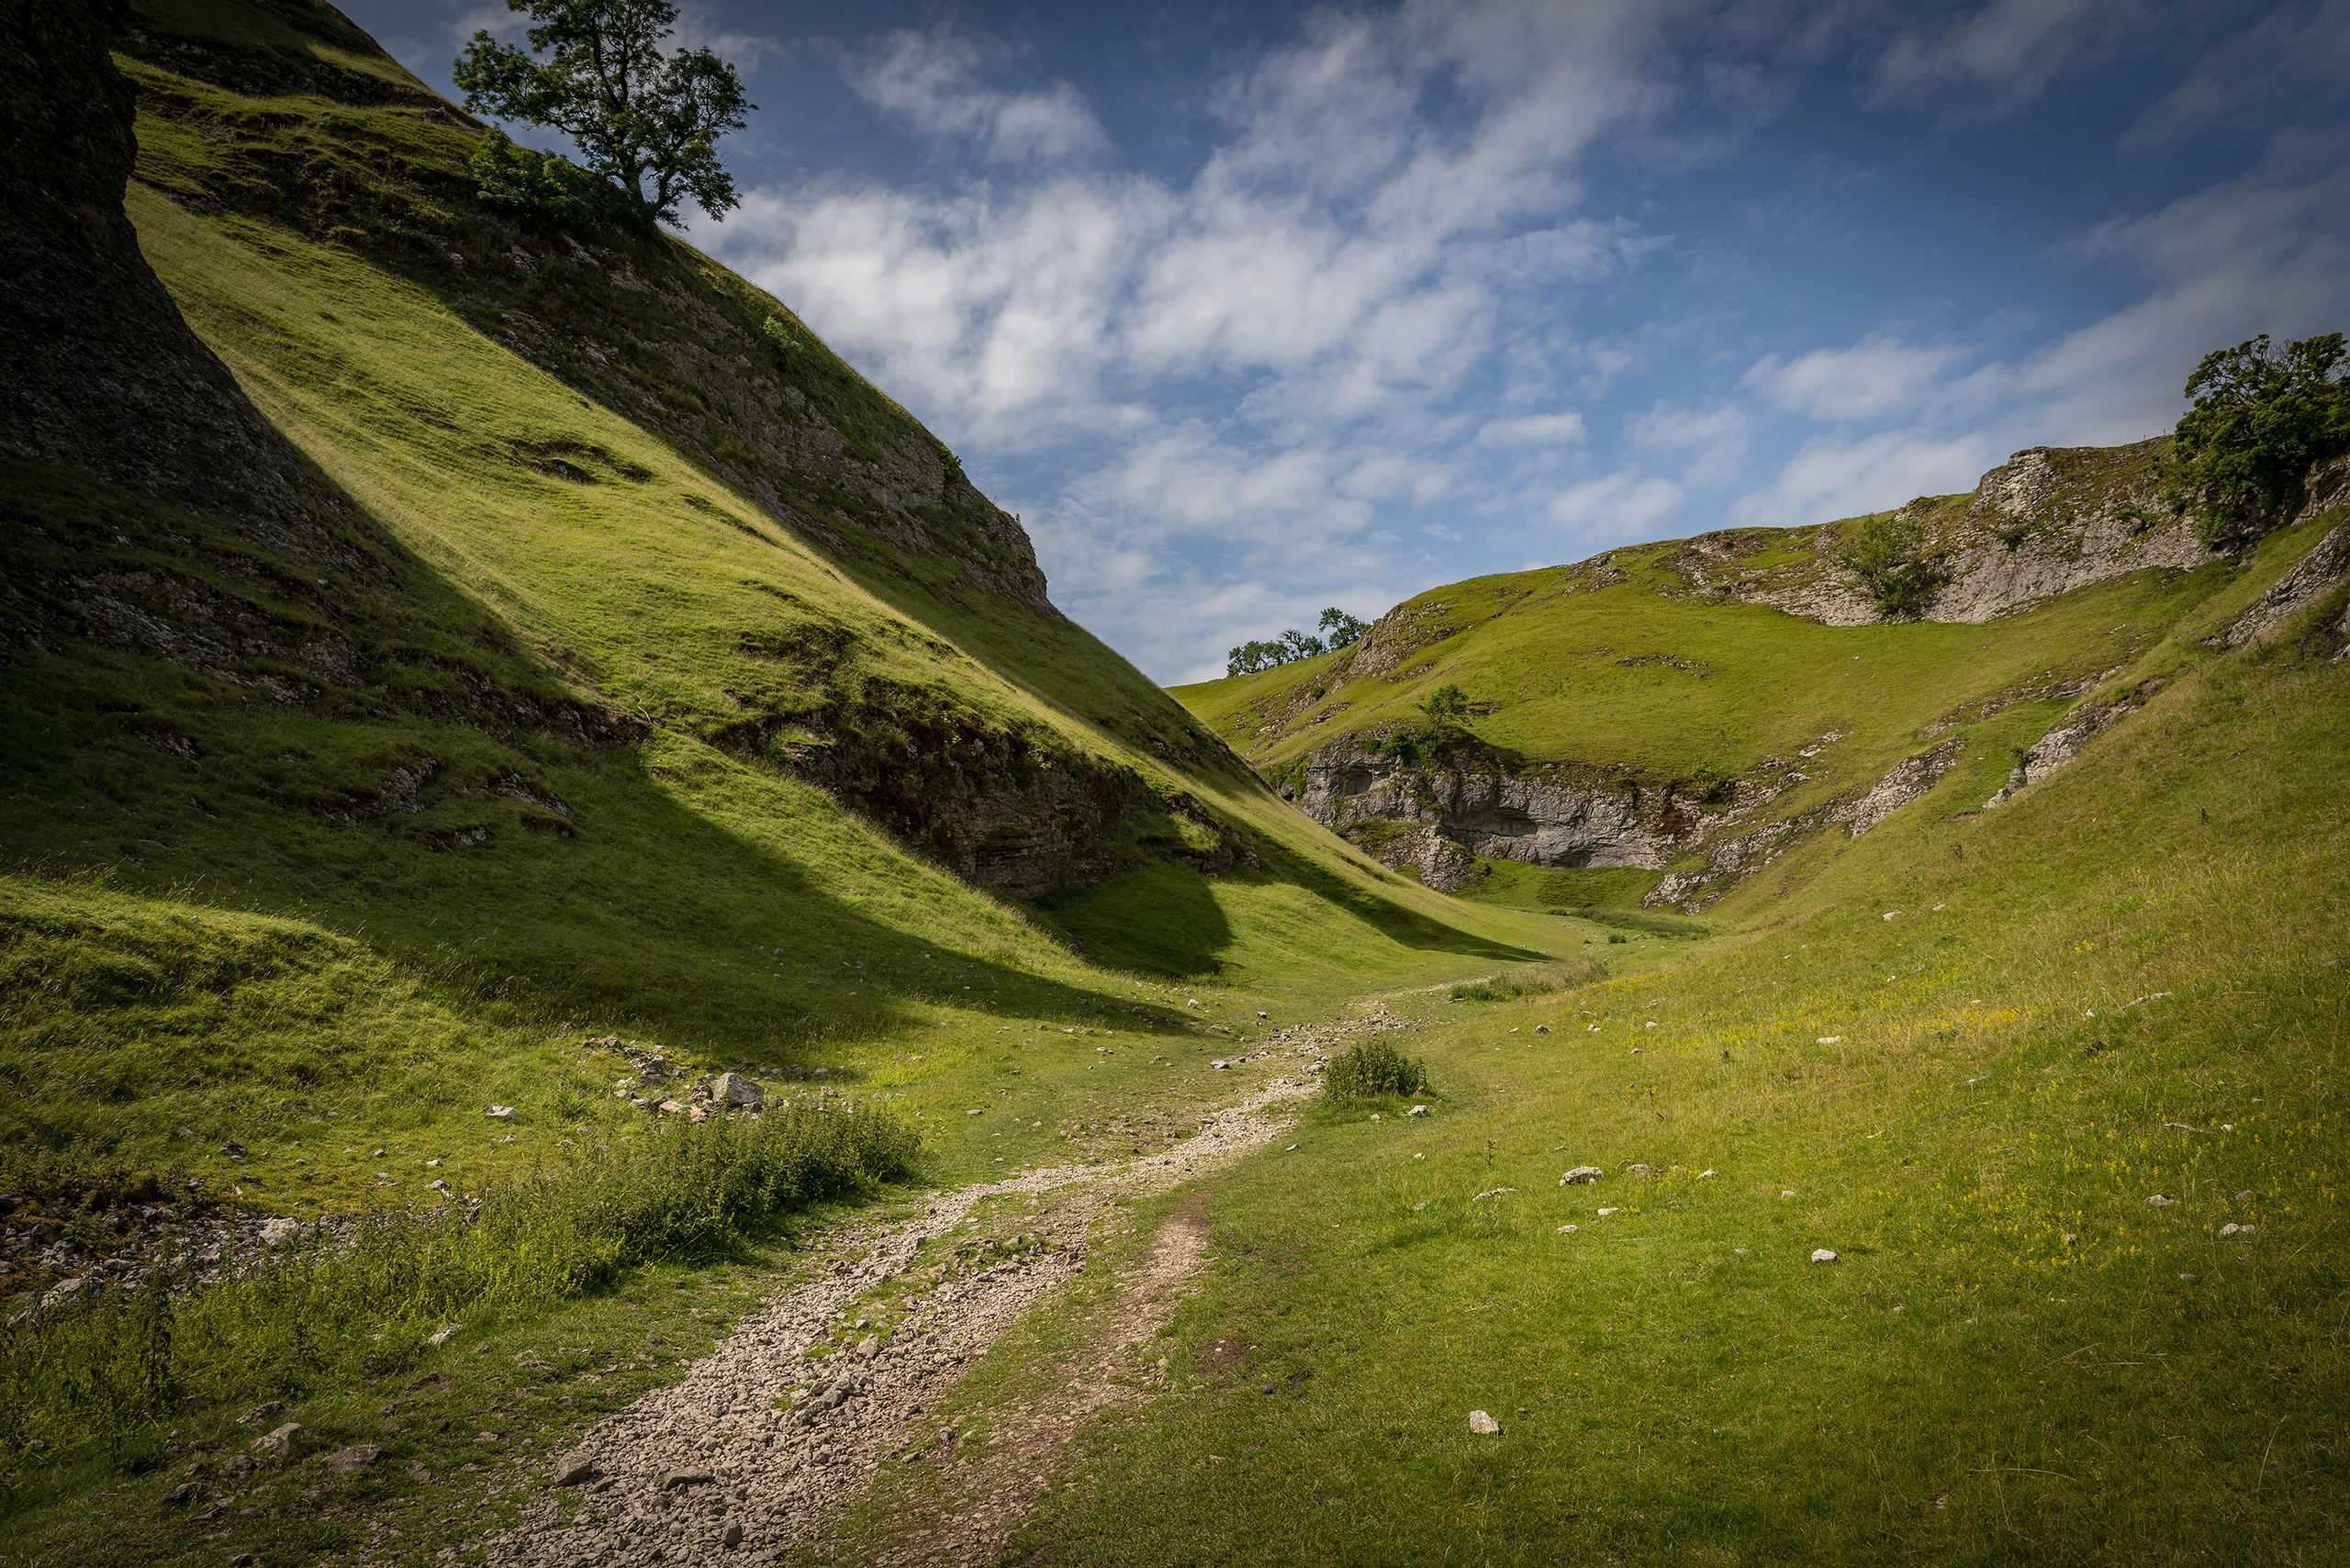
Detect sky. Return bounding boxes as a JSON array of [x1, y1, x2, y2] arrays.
[[342, 0, 2350, 683]]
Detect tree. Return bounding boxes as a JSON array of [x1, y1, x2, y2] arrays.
[[1318, 607, 1370, 650], [1835, 510, 1945, 621], [2165, 332, 2350, 549], [1421, 683, 1468, 721], [453, 0, 751, 229]]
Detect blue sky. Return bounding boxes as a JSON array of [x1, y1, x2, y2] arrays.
[[344, 0, 2350, 682]]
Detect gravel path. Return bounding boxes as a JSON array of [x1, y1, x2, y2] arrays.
[[469, 1028, 1380, 1568]]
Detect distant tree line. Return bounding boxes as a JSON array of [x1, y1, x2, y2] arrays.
[[1227, 608, 1371, 678]]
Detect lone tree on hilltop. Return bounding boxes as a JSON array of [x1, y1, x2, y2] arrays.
[[453, 0, 751, 229], [2165, 331, 2350, 549]]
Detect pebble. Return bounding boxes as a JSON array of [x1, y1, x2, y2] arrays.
[[1558, 1166, 1603, 1186], [1811, 1249, 1838, 1263], [1468, 1410, 1501, 1436]]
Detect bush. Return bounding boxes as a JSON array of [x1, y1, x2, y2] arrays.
[[1421, 683, 1467, 720], [467, 128, 637, 232], [1835, 510, 1946, 620], [1323, 1039, 1430, 1102], [2165, 332, 2350, 550], [0, 1103, 916, 1502]]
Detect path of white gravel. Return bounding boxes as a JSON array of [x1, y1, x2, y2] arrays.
[[470, 1024, 1387, 1567]]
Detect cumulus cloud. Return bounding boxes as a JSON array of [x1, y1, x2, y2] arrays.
[[1548, 471, 1684, 539], [1744, 336, 1974, 422], [845, 29, 1108, 164], [665, 0, 2348, 679]]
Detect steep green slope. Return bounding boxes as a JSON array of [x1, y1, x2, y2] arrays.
[[0, 0, 1567, 1215]]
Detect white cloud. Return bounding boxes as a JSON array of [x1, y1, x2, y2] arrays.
[[1477, 412, 1588, 447], [1869, 0, 2156, 117], [2124, 0, 2350, 149], [844, 30, 1108, 164], [1729, 430, 1997, 529], [1547, 471, 1684, 539], [1631, 401, 1752, 486], [1744, 336, 1973, 422]]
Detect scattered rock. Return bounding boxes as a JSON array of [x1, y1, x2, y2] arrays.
[[854, 1335, 881, 1360], [1534, 1024, 1550, 1035], [2146, 1194, 2174, 1208], [162, 1481, 196, 1507], [235, 1402, 285, 1425], [1470, 1188, 1514, 1202], [1623, 1163, 1654, 1177], [408, 1461, 433, 1482], [662, 1469, 714, 1490], [232, 1555, 259, 1567], [1468, 1409, 1501, 1436], [1210, 1059, 1228, 1070], [1405, 1105, 1428, 1117], [259, 1217, 301, 1248], [487, 1106, 517, 1120], [220, 1454, 258, 1476], [552, 1454, 597, 1486], [1817, 1036, 1841, 1045], [319, 1443, 383, 1474], [220, 1140, 248, 1158], [41, 1275, 96, 1308], [252, 1421, 304, 1454], [1559, 1166, 1604, 1185], [722, 1522, 744, 1548], [1811, 1249, 1838, 1263], [1697, 1169, 1717, 1179], [2219, 1223, 2240, 1237], [1555, 1224, 1578, 1235], [712, 1073, 765, 1108], [657, 1100, 687, 1115], [427, 1324, 460, 1346], [1595, 1207, 1619, 1216]]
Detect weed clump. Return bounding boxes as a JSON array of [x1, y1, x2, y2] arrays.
[[0, 1105, 916, 1498], [1324, 1039, 1431, 1102], [1449, 957, 1601, 1002]]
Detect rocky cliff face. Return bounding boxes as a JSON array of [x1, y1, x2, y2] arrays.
[[1668, 440, 2214, 628], [0, 0, 340, 555]]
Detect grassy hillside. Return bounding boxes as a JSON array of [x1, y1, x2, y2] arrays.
[[834, 577, 2350, 1568], [1174, 485, 2345, 914], [2, 0, 1577, 1225]]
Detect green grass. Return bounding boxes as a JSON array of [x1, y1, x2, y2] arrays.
[[977, 638, 2350, 1566]]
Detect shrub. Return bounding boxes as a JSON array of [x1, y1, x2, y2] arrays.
[[466, 128, 628, 230], [1324, 1038, 1431, 1102], [1421, 683, 1468, 720], [2164, 332, 2350, 550], [1835, 510, 1946, 620]]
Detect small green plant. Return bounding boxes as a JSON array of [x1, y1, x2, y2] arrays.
[[938, 444, 964, 481], [1421, 683, 1468, 721], [2163, 331, 2350, 549], [1835, 510, 1946, 620], [1323, 1038, 1431, 1102]]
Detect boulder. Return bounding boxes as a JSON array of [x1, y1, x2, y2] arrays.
[[253, 1421, 304, 1454], [319, 1443, 383, 1474], [712, 1073, 765, 1108], [552, 1454, 596, 1486]]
